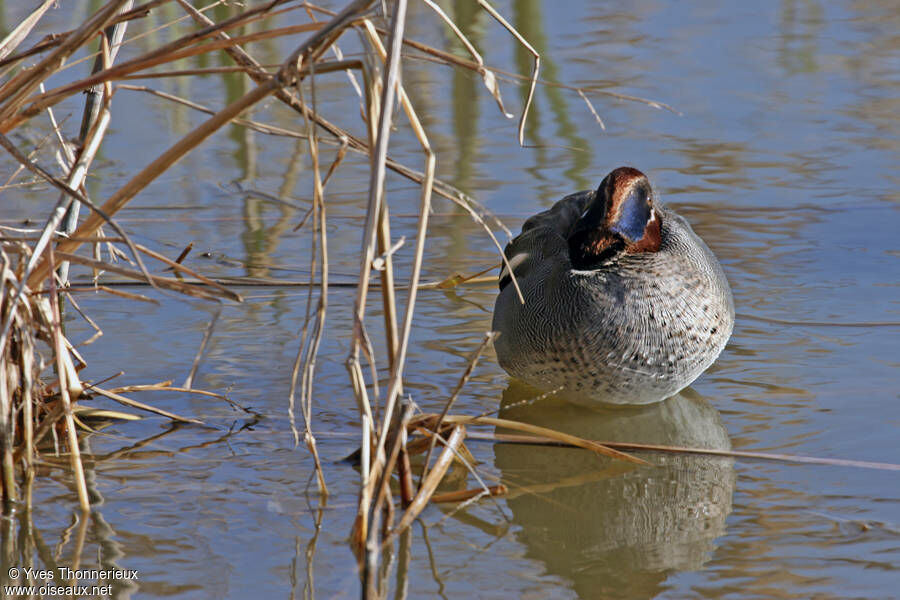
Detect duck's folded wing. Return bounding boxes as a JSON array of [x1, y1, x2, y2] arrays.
[[498, 190, 593, 291], [520, 189, 593, 237]]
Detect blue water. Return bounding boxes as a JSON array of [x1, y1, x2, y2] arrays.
[[1, 0, 898, 598]]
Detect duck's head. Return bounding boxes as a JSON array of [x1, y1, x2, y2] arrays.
[[568, 166, 662, 269]]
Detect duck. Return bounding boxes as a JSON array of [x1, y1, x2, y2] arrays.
[[492, 167, 734, 405]]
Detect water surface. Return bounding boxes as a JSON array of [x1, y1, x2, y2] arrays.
[[1, 0, 899, 598]]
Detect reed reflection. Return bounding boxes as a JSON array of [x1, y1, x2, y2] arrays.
[[495, 383, 735, 599], [512, 0, 591, 191]]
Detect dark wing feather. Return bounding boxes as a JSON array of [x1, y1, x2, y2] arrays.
[[498, 190, 594, 291]]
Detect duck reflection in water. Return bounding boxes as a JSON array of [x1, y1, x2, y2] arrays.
[[495, 381, 735, 599]]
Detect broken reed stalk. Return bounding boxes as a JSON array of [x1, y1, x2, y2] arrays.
[[430, 484, 508, 504]]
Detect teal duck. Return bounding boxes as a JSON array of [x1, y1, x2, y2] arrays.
[[492, 167, 734, 404]]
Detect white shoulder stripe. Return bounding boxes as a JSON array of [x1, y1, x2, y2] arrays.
[[499, 251, 530, 282]]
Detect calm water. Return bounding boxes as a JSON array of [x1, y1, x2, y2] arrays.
[[2, 1, 899, 598]]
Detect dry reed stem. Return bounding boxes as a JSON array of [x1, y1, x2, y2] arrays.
[[183, 306, 220, 389], [412, 413, 648, 466], [46, 251, 91, 512], [474, 0, 539, 147], [91, 386, 204, 426], [131, 243, 241, 301], [60, 0, 135, 284], [61, 291, 103, 346], [388, 424, 465, 540], [290, 215, 319, 445], [1, 0, 298, 130], [0, 253, 15, 506], [359, 10, 440, 523], [0, 130, 161, 347], [0, 0, 165, 70], [117, 83, 310, 139], [54, 252, 236, 302], [356, 413, 371, 555], [420, 0, 512, 118], [397, 419, 414, 507], [0, 0, 129, 119], [0, 0, 57, 60], [24, 78, 277, 287], [108, 382, 224, 397], [471, 432, 900, 472], [376, 204, 399, 373], [430, 484, 507, 504], [417, 332, 495, 491], [577, 88, 606, 129], [291, 70, 330, 495], [0, 360, 15, 508], [332, 58, 384, 410], [360, 17, 428, 387], [57, 104, 113, 284], [352, 5, 413, 581], [20, 329, 35, 474], [91, 285, 156, 303]]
